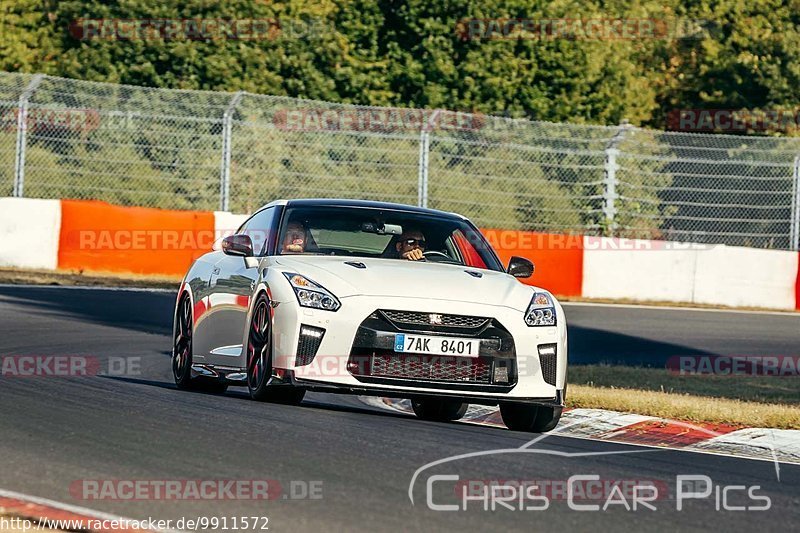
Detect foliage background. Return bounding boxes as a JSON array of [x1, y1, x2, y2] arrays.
[[2, 0, 799, 128]]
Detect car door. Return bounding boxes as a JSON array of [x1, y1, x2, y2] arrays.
[[205, 206, 280, 367], [182, 252, 221, 365]]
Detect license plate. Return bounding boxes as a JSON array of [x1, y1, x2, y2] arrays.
[[393, 334, 480, 358]]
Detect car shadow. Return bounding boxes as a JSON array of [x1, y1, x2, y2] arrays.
[[0, 286, 176, 335], [0, 286, 718, 369], [568, 325, 715, 366]]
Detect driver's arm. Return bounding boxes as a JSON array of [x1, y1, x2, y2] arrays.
[[401, 248, 424, 261]]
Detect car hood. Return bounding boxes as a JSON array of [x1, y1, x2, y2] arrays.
[[272, 255, 538, 311]]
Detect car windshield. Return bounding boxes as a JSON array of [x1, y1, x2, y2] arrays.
[[277, 206, 504, 272]]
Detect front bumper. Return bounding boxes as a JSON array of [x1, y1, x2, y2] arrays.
[[271, 295, 567, 401], [273, 369, 565, 407]]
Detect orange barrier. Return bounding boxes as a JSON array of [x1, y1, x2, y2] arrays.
[[58, 200, 215, 276], [481, 229, 584, 297]]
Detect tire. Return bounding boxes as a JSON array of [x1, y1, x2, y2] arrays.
[[246, 294, 305, 404], [411, 399, 468, 422], [247, 294, 273, 401], [172, 293, 228, 394], [500, 403, 562, 433]]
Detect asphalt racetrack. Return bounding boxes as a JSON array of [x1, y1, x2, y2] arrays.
[[0, 285, 798, 532]]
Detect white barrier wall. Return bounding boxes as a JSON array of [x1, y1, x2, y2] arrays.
[[214, 211, 249, 237], [581, 237, 698, 302], [582, 237, 798, 310], [0, 198, 61, 270], [693, 245, 797, 309]]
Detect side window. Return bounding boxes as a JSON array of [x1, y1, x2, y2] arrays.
[[239, 207, 279, 256]]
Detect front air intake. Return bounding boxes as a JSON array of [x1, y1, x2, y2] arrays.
[[538, 344, 557, 386], [296, 325, 325, 367]]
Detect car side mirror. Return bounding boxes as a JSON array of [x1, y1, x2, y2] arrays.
[[507, 256, 534, 278], [222, 234, 254, 257]]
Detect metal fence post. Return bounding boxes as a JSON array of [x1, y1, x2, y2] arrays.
[[417, 110, 440, 208], [791, 156, 800, 251], [13, 74, 44, 198], [219, 91, 244, 212], [602, 121, 631, 235], [417, 130, 430, 208], [603, 147, 619, 233]]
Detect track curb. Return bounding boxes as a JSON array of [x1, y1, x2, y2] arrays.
[[362, 398, 800, 465], [0, 489, 174, 533]]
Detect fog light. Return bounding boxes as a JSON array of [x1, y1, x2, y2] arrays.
[[300, 326, 323, 338], [538, 344, 557, 356]]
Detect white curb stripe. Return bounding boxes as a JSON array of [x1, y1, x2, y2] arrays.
[[686, 428, 800, 464]]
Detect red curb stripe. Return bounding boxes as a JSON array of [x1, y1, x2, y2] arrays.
[[0, 496, 155, 532], [594, 420, 742, 448]]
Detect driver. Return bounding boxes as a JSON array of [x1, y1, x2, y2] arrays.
[[395, 228, 426, 261], [281, 221, 307, 254]]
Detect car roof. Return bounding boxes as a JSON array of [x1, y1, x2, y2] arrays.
[[260, 198, 468, 220]]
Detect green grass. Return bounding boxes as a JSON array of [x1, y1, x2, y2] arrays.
[[571, 364, 800, 405], [569, 365, 800, 429]]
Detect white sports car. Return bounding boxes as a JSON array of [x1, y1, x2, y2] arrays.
[[172, 199, 568, 432]]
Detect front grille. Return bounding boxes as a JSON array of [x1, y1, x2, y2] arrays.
[[295, 325, 325, 367], [539, 353, 557, 386], [369, 354, 491, 383], [349, 312, 516, 391], [380, 310, 489, 330]]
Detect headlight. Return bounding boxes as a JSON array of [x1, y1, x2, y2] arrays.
[[283, 272, 341, 311], [525, 292, 556, 326]]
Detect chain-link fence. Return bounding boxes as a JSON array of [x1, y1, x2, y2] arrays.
[[2, 71, 799, 250]]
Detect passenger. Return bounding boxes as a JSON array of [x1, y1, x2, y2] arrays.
[[281, 221, 307, 254]]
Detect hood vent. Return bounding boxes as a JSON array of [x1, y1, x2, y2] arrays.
[[345, 261, 367, 269]]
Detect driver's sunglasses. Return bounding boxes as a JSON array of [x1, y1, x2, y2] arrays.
[[403, 238, 426, 248]]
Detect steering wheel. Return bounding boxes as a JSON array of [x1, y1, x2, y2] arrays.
[[422, 251, 454, 263]]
